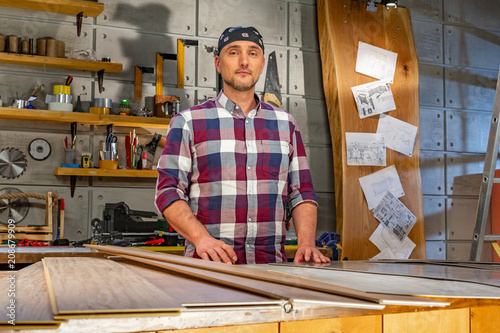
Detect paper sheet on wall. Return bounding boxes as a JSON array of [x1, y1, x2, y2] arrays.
[[369, 224, 416, 260], [359, 165, 404, 209], [373, 191, 417, 241], [346, 133, 386, 166], [351, 81, 396, 119], [377, 114, 418, 156], [370, 247, 397, 261], [355, 41, 398, 83]]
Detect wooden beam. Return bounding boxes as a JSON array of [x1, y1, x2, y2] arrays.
[[0, 0, 104, 17]]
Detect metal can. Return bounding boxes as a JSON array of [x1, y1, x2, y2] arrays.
[[172, 99, 180, 115]]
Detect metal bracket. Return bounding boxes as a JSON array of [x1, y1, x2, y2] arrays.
[[76, 12, 83, 37]]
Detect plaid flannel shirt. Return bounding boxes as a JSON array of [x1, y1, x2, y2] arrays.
[[155, 91, 317, 264]]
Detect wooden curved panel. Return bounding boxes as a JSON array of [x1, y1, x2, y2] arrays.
[[317, 0, 425, 260]]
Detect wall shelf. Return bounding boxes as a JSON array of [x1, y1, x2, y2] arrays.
[[54, 168, 159, 178], [0, 107, 171, 129], [0, 53, 122, 73], [0, 0, 104, 17]]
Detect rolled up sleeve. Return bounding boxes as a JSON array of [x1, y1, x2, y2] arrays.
[[155, 113, 192, 215]]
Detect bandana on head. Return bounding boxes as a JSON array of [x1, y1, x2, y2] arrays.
[[217, 26, 264, 55]]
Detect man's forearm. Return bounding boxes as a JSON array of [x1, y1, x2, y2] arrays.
[[291, 201, 318, 247], [162, 200, 210, 246]]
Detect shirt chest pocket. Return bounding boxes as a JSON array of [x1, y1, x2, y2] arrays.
[[257, 140, 290, 178]]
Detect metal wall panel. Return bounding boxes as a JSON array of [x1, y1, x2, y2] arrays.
[[95, 27, 195, 85], [197, 41, 218, 88], [447, 198, 477, 240], [444, 0, 500, 32], [399, 0, 442, 21], [289, 50, 324, 98], [97, 0, 195, 36], [419, 108, 444, 151], [304, 145, 334, 193], [425, 241, 446, 260], [195, 88, 219, 106], [316, 192, 336, 238], [412, 20, 443, 64], [289, 3, 319, 51], [446, 242, 471, 261], [198, 0, 288, 46], [0, 17, 93, 75], [446, 109, 491, 153], [419, 152, 445, 195], [288, 97, 331, 146], [423, 196, 445, 241], [419, 65, 444, 107], [445, 67, 498, 111], [445, 25, 500, 71], [0, 132, 90, 186], [0, 184, 89, 242], [255, 48, 288, 95], [445, 153, 484, 196]]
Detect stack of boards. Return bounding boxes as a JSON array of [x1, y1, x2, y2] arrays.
[[3, 246, 500, 330]]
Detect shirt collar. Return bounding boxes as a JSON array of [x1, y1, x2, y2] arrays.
[[216, 90, 261, 117]]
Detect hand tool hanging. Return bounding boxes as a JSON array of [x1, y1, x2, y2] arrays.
[[262, 51, 282, 108]]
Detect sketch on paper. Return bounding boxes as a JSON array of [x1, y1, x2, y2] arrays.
[[377, 114, 418, 156], [369, 224, 416, 260], [359, 165, 404, 209], [351, 81, 396, 119], [346, 133, 386, 166], [373, 191, 417, 241], [355, 41, 398, 83]]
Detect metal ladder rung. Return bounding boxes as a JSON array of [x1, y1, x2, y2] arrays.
[[484, 235, 500, 241], [494, 178, 500, 183]]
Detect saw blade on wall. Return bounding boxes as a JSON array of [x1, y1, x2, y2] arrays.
[[0, 147, 28, 179]]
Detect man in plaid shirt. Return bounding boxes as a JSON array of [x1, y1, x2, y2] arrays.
[[155, 26, 330, 265]]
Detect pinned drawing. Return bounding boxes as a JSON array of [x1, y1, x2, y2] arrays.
[[369, 224, 416, 260], [346, 133, 386, 166], [377, 114, 418, 156], [373, 191, 417, 241], [355, 41, 398, 83], [351, 81, 396, 119], [359, 165, 404, 209]]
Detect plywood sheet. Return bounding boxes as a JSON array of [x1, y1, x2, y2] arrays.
[[383, 308, 470, 333], [159, 322, 279, 333], [42, 257, 184, 315], [317, 0, 425, 260], [88, 245, 448, 307], [280, 315, 382, 333], [257, 265, 500, 299], [0, 262, 60, 328], [471, 305, 500, 333]]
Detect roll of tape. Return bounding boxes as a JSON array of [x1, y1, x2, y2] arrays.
[[89, 107, 110, 115], [53, 85, 71, 95], [91, 98, 113, 108], [48, 102, 73, 112]]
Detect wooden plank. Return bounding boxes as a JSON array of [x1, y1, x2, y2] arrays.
[[0, 225, 51, 233], [42, 257, 184, 315], [159, 323, 279, 333], [87, 245, 448, 307], [471, 305, 500, 333], [317, 0, 425, 260], [280, 315, 382, 333], [0, 262, 60, 326], [0, 233, 52, 241], [0, 0, 104, 17], [383, 308, 470, 333], [54, 167, 159, 178]]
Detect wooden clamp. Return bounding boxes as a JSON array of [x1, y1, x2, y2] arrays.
[[134, 66, 154, 101]]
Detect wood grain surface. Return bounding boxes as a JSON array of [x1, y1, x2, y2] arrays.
[[280, 315, 382, 333], [383, 308, 470, 333], [0, 262, 60, 327], [87, 245, 448, 307], [317, 0, 425, 260], [42, 257, 184, 315]]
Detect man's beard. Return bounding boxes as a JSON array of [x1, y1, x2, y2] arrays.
[[224, 71, 257, 92]]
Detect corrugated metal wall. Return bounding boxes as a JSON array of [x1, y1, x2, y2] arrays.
[[0, 0, 334, 243]]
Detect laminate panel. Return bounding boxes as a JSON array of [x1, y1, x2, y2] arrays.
[[284, 261, 500, 287], [42, 257, 184, 315], [252, 265, 500, 299], [280, 315, 382, 333], [87, 245, 449, 307], [0, 262, 56, 325], [383, 308, 470, 333]]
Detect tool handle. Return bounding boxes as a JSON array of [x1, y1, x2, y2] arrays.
[[263, 93, 282, 108]]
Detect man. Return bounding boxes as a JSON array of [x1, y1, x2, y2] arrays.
[[155, 26, 330, 265]]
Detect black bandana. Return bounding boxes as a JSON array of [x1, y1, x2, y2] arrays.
[[217, 26, 264, 55]]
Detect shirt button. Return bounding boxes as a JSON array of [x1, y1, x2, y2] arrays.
[[247, 166, 250, 170], [248, 217, 252, 221], [236, 106, 240, 109], [246, 120, 249, 124]]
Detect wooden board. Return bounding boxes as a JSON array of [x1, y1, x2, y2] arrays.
[[54, 167, 158, 178], [159, 323, 279, 333], [42, 257, 184, 315], [280, 315, 382, 333], [383, 308, 470, 333], [87, 245, 448, 307], [471, 305, 500, 333], [0, 262, 61, 327], [317, 0, 425, 260], [0, 0, 104, 17]]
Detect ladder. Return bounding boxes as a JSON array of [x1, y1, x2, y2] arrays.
[[470, 68, 500, 261]]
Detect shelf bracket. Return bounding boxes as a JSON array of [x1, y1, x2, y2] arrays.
[[76, 11, 83, 37], [97, 69, 105, 93], [106, 124, 113, 137]]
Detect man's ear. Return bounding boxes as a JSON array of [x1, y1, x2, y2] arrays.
[[215, 55, 221, 74]]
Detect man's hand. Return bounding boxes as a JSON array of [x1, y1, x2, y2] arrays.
[[294, 246, 331, 264], [195, 236, 238, 264]]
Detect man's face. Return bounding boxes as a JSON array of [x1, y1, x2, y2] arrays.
[[215, 41, 265, 93]]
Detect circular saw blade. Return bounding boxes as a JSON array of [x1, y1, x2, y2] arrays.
[[0, 147, 28, 179], [0, 187, 30, 225]]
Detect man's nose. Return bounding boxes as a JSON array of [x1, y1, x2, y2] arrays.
[[239, 54, 249, 67]]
